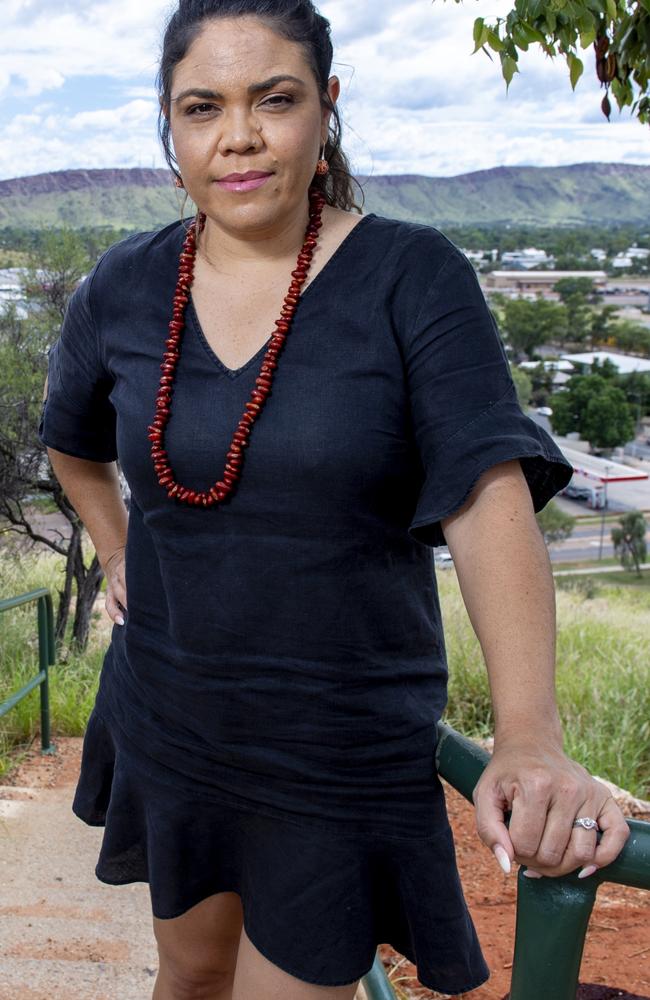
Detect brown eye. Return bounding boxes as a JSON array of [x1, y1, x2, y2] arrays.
[[187, 103, 217, 116], [260, 94, 293, 108]]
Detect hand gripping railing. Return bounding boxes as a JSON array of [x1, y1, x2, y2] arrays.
[[0, 589, 56, 755], [361, 721, 650, 1000]]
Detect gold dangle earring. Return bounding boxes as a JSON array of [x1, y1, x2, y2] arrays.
[[315, 141, 329, 176]]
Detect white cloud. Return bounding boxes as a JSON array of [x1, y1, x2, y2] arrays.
[[0, 101, 162, 178], [1, 1, 169, 99], [1, 0, 647, 181]]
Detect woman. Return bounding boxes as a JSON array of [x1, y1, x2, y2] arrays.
[[39, 2, 630, 998]]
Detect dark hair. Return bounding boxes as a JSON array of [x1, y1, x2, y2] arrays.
[[157, 0, 362, 212]]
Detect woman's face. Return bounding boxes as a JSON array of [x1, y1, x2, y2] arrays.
[[166, 16, 339, 236]]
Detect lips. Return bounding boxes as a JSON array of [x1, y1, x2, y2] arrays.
[[216, 170, 273, 193], [220, 171, 272, 182]]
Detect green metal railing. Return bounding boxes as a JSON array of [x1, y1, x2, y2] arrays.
[[0, 589, 56, 754], [362, 721, 650, 1000]]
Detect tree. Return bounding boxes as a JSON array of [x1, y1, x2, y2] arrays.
[[550, 370, 636, 449], [499, 298, 568, 358], [590, 303, 619, 348], [608, 318, 650, 355], [553, 277, 598, 302], [615, 369, 650, 422], [581, 382, 637, 448], [510, 363, 533, 406], [523, 358, 557, 406], [0, 229, 105, 650], [611, 510, 648, 575], [590, 356, 620, 379], [554, 277, 596, 346], [536, 500, 576, 546], [438, 1, 650, 125]]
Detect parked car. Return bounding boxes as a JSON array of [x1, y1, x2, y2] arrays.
[[562, 484, 592, 501], [434, 550, 454, 569]]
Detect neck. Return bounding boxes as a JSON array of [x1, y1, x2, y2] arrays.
[[197, 198, 312, 271]]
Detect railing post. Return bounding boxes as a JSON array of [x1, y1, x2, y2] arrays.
[[508, 870, 598, 1000], [361, 953, 397, 999], [37, 594, 55, 755]]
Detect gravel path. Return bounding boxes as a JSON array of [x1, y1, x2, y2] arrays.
[[0, 739, 158, 1000], [0, 739, 371, 1000]]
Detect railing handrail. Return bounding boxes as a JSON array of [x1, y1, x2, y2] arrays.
[[0, 589, 56, 754], [0, 587, 53, 615]]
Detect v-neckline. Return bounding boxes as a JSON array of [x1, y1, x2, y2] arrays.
[[187, 213, 376, 380]]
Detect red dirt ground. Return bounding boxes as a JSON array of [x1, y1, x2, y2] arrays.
[[5, 740, 650, 1000]]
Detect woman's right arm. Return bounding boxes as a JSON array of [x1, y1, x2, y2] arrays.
[[47, 445, 129, 626]]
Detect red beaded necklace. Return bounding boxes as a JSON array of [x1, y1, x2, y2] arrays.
[[148, 186, 326, 507]]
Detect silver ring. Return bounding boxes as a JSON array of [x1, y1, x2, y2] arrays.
[[572, 817, 600, 832]]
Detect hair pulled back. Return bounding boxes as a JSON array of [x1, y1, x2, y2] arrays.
[[157, 0, 362, 212]]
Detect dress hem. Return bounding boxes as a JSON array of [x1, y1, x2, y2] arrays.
[[85, 855, 490, 995]]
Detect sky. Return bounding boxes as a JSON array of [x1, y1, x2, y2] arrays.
[[1, 0, 648, 182]]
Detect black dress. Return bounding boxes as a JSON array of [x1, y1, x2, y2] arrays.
[[39, 212, 573, 994]]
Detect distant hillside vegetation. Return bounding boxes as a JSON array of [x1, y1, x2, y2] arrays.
[[1, 162, 649, 230]]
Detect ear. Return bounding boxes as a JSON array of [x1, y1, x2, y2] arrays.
[[322, 75, 340, 136]]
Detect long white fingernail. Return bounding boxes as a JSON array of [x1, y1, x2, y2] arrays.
[[116, 615, 125, 626], [493, 844, 511, 874], [578, 864, 598, 879], [523, 868, 543, 878]]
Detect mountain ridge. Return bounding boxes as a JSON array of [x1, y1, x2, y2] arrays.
[[1, 162, 649, 229]]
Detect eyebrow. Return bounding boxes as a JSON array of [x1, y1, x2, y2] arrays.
[[172, 75, 306, 103]]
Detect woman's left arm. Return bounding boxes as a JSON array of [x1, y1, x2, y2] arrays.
[[441, 458, 630, 878]]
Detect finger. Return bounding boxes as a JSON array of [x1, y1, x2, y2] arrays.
[[507, 784, 549, 863], [592, 797, 631, 870], [533, 798, 597, 872], [524, 795, 627, 878], [105, 591, 126, 626], [568, 814, 600, 867], [111, 576, 128, 613], [473, 782, 514, 873]]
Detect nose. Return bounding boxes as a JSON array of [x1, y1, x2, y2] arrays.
[[218, 108, 261, 156]]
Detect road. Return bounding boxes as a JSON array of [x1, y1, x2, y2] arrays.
[[548, 520, 650, 563]]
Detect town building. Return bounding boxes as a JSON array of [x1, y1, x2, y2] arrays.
[[484, 270, 607, 294], [500, 248, 552, 270], [560, 351, 650, 375]]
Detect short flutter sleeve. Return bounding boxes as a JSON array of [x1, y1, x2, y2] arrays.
[[404, 246, 573, 548], [39, 264, 117, 463]]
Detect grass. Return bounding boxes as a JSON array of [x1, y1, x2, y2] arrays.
[[0, 549, 105, 779], [1, 550, 649, 799], [0, 249, 30, 268], [441, 571, 650, 799], [552, 556, 649, 572]]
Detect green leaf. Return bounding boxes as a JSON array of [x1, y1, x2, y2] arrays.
[[520, 21, 549, 45], [472, 17, 490, 53], [487, 28, 506, 52], [512, 23, 531, 50], [611, 76, 633, 107], [568, 52, 584, 89], [579, 27, 597, 48], [606, 0, 617, 21], [501, 53, 519, 87]]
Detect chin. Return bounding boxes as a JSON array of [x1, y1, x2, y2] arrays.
[[205, 185, 306, 231]]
